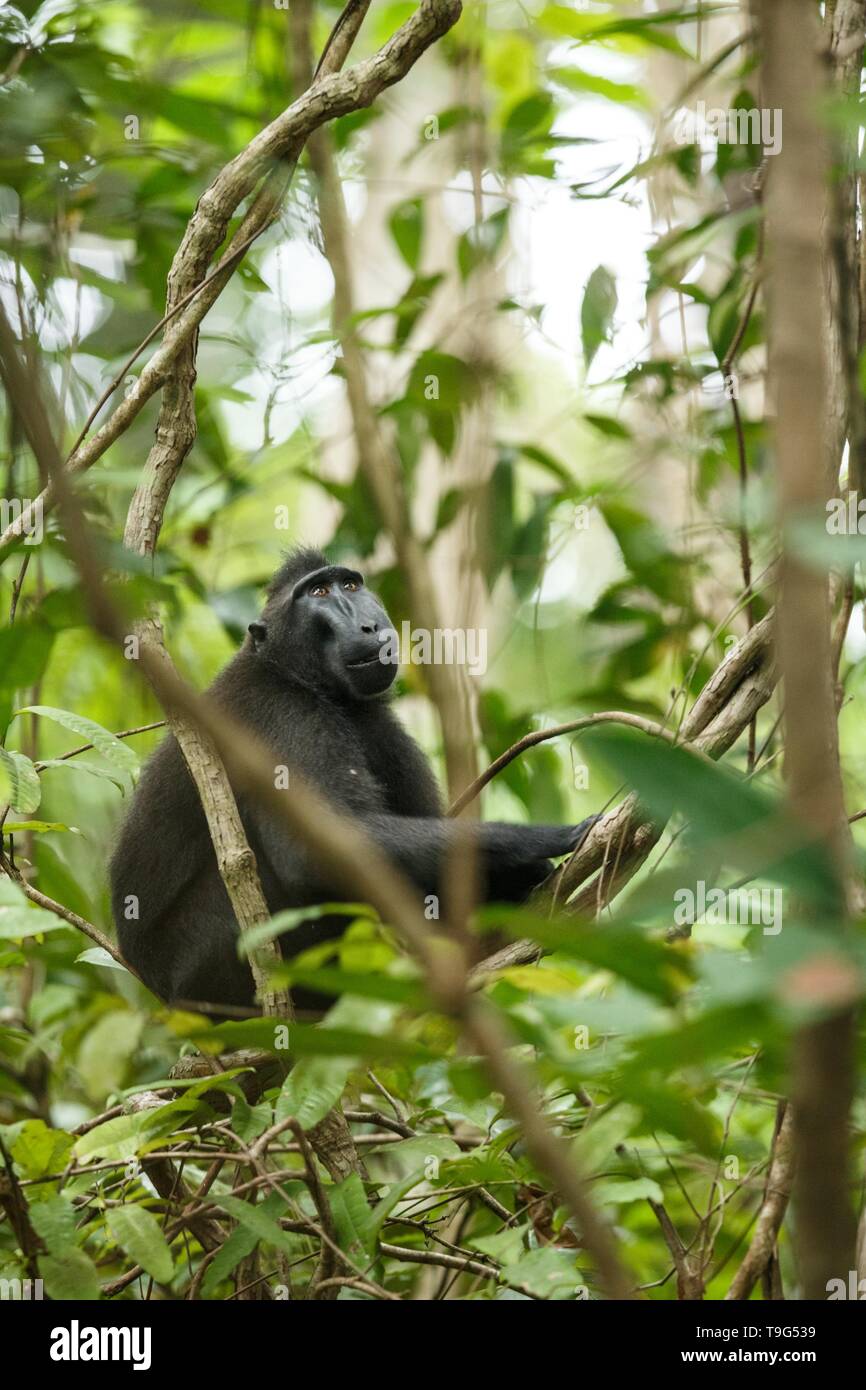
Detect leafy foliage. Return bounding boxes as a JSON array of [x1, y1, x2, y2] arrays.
[[0, 0, 863, 1303]]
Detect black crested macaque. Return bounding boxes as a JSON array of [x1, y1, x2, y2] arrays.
[[111, 548, 596, 1010]]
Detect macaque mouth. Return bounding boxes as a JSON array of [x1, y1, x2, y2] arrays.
[[345, 653, 383, 669]]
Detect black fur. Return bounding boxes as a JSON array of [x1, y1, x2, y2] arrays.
[[111, 550, 595, 1010]]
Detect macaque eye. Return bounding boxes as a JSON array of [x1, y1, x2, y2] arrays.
[[343, 580, 360, 592], [310, 583, 330, 597]]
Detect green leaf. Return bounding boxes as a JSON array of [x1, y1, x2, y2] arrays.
[[482, 908, 690, 1003], [501, 92, 560, 174], [201, 1193, 285, 1298], [0, 621, 55, 698], [0, 748, 41, 814], [330, 1173, 375, 1260], [708, 286, 745, 363], [457, 209, 509, 280], [15, 707, 139, 772], [551, 67, 648, 109], [10, 1120, 74, 1180], [0, 878, 65, 939], [503, 92, 553, 140], [77, 1011, 144, 1103], [237, 902, 376, 957], [472, 1226, 526, 1266], [75, 946, 131, 973], [584, 413, 632, 440], [2, 821, 77, 834], [371, 1154, 461, 1246], [38, 757, 128, 794], [511, 494, 556, 598], [499, 1246, 582, 1300], [581, 265, 617, 369], [516, 443, 576, 486], [598, 499, 685, 601], [230, 1097, 272, 1142], [106, 1205, 174, 1285], [275, 1057, 353, 1131], [393, 271, 444, 348], [211, 1194, 299, 1258], [486, 453, 516, 584], [581, 725, 841, 911], [40, 1248, 101, 1301], [432, 487, 465, 533], [29, 1195, 78, 1254], [407, 351, 480, 417], [74, 1097, 204, 1163], [625, 1002, 768, 1077], [571, 1102, 640, 1174], [278, 965, 427, 1008], [389, 198, 424, 270], [593, 1177, 664, 1206], [618, 1075, 722, 1154]]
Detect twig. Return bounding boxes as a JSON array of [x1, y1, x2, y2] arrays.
[[448, 711, 698, 818], [0, 847, 143, 978], [32, 721, 164, 772], [725, 1106, 794, 1299]]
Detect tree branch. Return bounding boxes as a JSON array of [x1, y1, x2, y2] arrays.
[[448, 709, 716, 818], [123, 0, 376, 559], [0, 0, 463, 557], [725, 1104, 794, 1300], [761, 0, 858, 1297]]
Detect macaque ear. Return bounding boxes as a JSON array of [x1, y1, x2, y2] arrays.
[[248, 621, 267, 647]]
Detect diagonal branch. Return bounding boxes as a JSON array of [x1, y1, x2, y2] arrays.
[[725, 1104, 794, 1300], [467, 613, 776, 978], [124, 0, 374, 559], [448, 709, 716, 818], [0, 0, 463, 558], [558, 611, 776, 913]]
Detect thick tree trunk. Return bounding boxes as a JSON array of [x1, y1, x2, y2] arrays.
[[760, 0, 858, 1300]]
